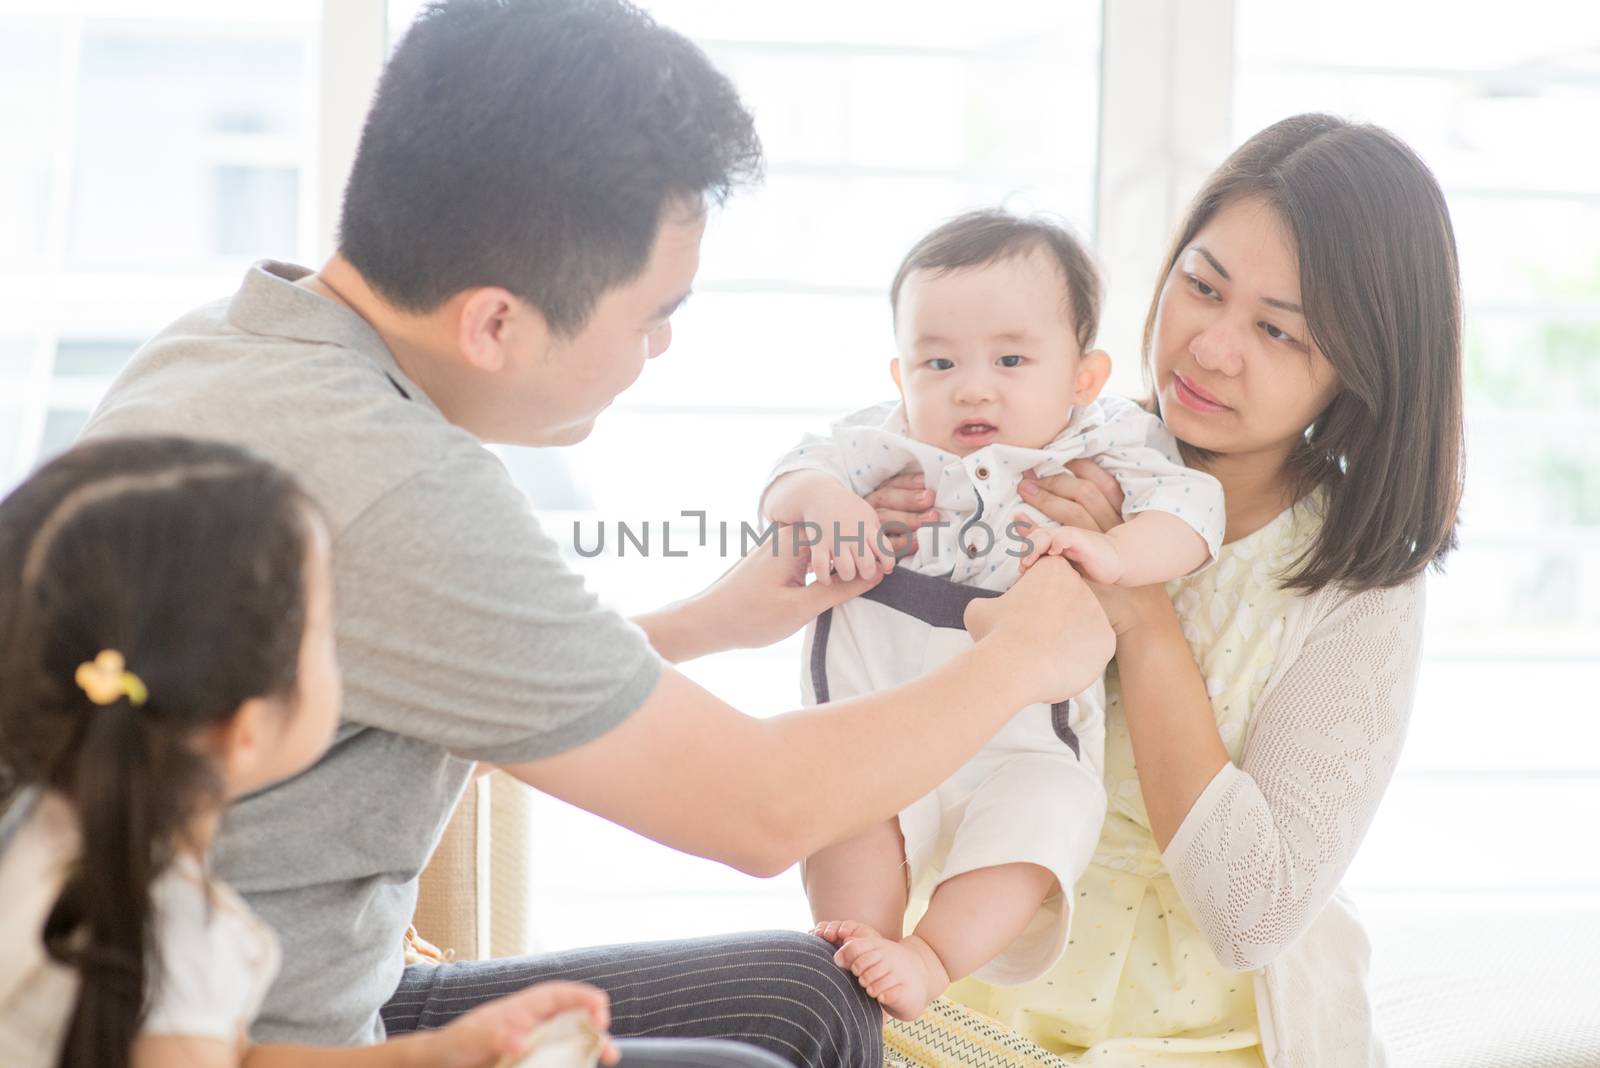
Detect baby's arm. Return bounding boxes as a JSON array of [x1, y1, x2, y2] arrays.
[[762, 446, 897, 582], [765, 470, 895, 582], [1023, 398, 1224, 586], [1109, 510, 1211, 585], [1019, 511, 1208, 587], [761, 468, 853, 526]]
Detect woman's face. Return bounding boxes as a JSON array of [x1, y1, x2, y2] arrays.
[[1149, 195, 1340, 467]]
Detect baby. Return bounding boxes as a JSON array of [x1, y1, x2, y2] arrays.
[[760, 210, 1225, 1020]]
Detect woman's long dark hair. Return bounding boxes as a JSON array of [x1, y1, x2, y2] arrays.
[[1144, 113, 1465, 592], [0, 436, 318, 1068]]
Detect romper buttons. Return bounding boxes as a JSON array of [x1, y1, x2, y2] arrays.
[[975, 465, 990, 480], [966, 543, 979, 558]]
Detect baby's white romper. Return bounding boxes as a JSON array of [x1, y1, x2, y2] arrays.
[[765, 396, 1224, 985]]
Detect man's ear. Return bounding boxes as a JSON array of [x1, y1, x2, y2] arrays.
[[457, 287, 547, 373], [1073, 349, 1113, 405]]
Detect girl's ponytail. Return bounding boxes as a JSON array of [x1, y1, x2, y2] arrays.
[[0, 436, 317, 1068], [47, 702, 157, 1068]]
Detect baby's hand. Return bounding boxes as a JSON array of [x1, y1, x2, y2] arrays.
[[426, 981, 619, 1068], [1019, 524, 1124, 586], [802, 484, 895, 585]]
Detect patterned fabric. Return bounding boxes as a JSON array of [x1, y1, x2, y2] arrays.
[[888, 499, 1322, 1067], [885, 998, 1074, 1068], [384, 930, 882, 1068], [764, 397, 1226, 586]]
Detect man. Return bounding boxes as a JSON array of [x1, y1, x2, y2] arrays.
[[82, 2, 1112, 1065]]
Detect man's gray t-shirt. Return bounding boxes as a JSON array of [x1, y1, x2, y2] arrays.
[[80, 261, 663, 1044]]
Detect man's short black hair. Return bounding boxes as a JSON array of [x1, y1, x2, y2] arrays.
[[338, 0, 762, 334]]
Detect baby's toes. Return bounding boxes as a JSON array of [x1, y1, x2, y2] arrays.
[[839, 942, 882, 975], [855, 957, 895, 988], [866, 978, 904, 1002], [831, 920, 879, 942]]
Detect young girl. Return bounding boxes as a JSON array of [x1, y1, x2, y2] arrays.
[[0, 437, 616, 1068]]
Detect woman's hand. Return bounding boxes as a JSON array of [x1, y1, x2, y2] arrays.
[[861, 469, 939, 557], [424, 982, 619, 1068], [1012, 460, 1168, 637], [1017, 458, 1125, 533]]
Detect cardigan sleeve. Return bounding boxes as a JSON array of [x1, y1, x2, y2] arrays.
[[1160, 575, 1426, 971]]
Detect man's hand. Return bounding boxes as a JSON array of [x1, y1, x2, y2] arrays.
[[964, 556, 1114, 706], [633, 522, 882, 662]]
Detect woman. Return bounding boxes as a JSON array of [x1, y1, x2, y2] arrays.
[[870, 113, 1463, 1065]]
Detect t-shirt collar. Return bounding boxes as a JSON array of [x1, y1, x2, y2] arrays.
[[226, 260, 440, 415]]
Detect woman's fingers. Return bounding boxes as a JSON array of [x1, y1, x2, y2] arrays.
[[1018, 489, 1096, 531], [1065, 458, 1126, 508], [882, 528, 917, 557], [1020, 465, 1123, 533], [1058, 460, 1126, 533], [865, 484, 932, 514], [865, 468, 931, 516], [831, 546, 858, 582]]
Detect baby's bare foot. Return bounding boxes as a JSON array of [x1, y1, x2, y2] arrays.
[[814, 921, 948, 1022]]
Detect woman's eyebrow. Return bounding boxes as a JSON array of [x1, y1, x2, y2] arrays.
[[1191, 245, 1230, 280], [1191, 245, 1303, 313]]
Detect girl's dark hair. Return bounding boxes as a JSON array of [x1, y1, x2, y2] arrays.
[[0, 436, 319, 1068], [1144, 113, 1465, 592]]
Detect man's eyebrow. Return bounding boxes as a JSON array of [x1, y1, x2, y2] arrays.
[[1191, 245, 1231, 281], [653, 290, 692, 322]]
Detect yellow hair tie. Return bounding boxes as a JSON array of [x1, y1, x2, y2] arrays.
[[75, 650, 148, 708]]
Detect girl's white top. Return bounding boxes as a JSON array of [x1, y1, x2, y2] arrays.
[[0, 790, 282, 1068]]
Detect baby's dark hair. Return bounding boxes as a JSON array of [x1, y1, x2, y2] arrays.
[[0, 436, 321, 1068], [889, 209, 1103, 351]]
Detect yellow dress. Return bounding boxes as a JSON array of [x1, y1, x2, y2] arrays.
[[888, 499, 1320, 1068]]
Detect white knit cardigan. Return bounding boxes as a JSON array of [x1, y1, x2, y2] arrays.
[[1161, 573, 1426, 1067]]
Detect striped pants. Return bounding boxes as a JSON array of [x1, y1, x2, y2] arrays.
[[381, 930, 882, 1068]]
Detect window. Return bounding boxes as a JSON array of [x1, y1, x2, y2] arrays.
[[0, 0, 319, 490], [388, 1, 1600, 953], [9, 0, 1594, 966], [1232, 1, 1600, 911], [463, 0, 1108, 949]]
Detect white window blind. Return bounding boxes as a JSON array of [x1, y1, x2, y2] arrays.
[[1232, 0, 1600, 907]]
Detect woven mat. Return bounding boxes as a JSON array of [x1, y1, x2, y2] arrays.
[[884, 998, 1073, 1068]]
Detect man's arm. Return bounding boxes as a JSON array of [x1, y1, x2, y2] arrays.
[[631, 521, 882, 663], [508, 557, 1113, 877]]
